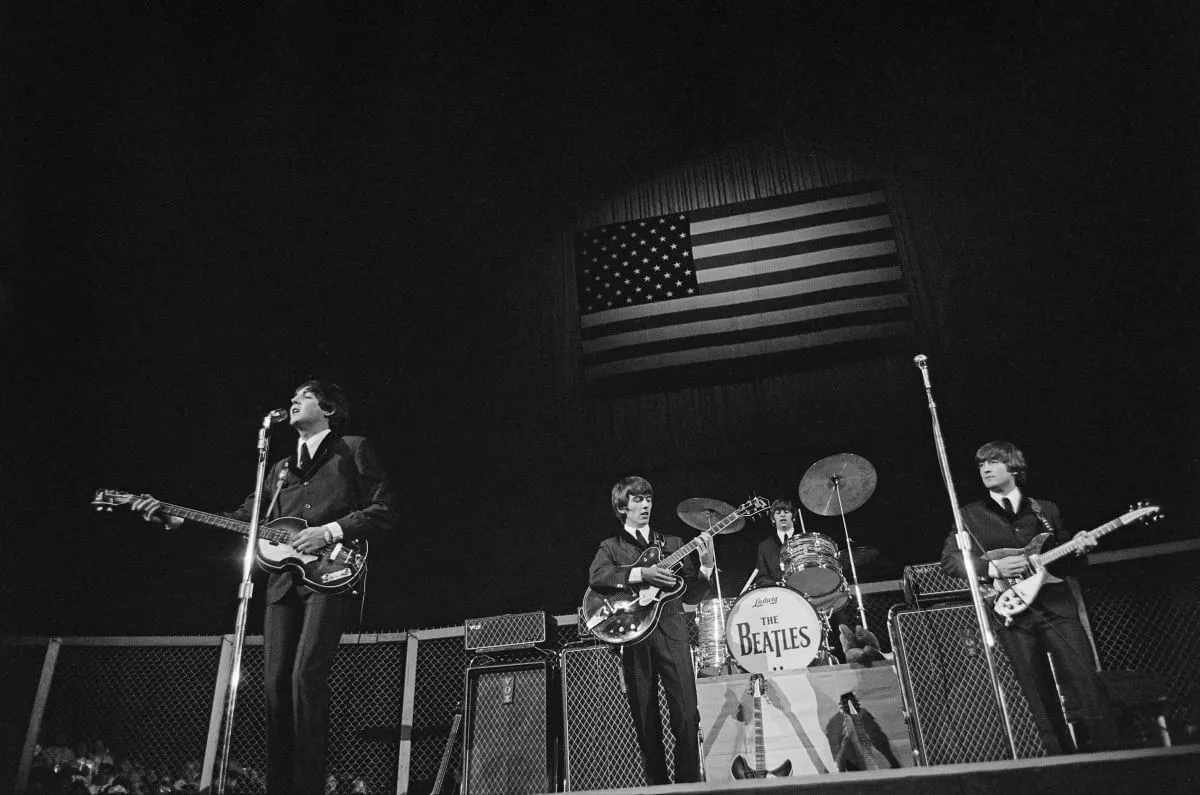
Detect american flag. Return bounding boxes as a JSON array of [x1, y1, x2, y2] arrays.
[[574, 181, 913, 387]]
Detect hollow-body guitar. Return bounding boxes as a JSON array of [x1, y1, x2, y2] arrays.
[[92, 488, 368, 595], [580, 496, 768, 645]]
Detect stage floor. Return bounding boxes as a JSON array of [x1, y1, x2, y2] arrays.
[[567, 746, 1200, 795]]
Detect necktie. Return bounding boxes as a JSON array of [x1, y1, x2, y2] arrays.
[[640, 531, 649, 546], [299, 444, 312, 469], [1003, 497, 1015, 517]]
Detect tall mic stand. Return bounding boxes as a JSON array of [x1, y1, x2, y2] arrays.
[[216, 412, 279, 793], [913, 355, 1017, 759]]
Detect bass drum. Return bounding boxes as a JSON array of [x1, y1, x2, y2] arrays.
[[725, 586, 821, 674]]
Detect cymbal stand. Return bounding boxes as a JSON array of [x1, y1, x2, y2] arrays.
[[913, 354, 1017, 759], [831, 480, 869, 631]]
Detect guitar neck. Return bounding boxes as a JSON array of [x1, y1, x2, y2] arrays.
[[1037, 515, 1126, 566], [752, 691, 765, 773], [155, 502, 290, 545], [660, 514, 738, 570]]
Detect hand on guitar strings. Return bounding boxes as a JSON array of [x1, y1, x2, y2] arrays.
[[293, 526, 331, 554], [695, 533, 716, 569], [640, 565, 679, 588], [130, 495, 183, 529], [990, 555, 1028, 579], [1071, 531, 1098, 555]]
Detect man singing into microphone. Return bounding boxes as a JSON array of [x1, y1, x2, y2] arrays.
[[134, 380, 396, 794]]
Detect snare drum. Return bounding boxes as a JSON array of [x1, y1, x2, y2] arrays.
[[725, 586, 821, 673], [781, 532, 843, 597]]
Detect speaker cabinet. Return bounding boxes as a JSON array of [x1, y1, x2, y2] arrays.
[[560, 644, 676, 792], [462, 659, 559, 795], [889, 604, 1048, 765]]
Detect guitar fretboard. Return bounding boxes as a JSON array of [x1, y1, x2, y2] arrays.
[[146, 499, 294, 546], [1037, 509, 1152, 566], [752, 689, 765, 773], [661, 508, 744, 570]]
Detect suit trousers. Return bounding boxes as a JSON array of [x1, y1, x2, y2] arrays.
[[263, 585, 347, 795], [997, 607, 1118, 754], [621, 627, 702, 785]]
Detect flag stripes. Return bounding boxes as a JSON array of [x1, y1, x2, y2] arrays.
[[574, 181, 912, 384]]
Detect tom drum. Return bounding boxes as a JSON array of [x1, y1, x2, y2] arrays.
[[781, 532, 843, 597]]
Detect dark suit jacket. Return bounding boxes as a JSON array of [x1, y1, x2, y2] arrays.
[[231, 433, 397, 603], [589, 530, 710, 642], [753, 534, 788, 588], [941, 496, 1085, 617]]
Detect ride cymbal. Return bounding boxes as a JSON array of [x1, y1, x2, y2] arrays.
[[839, 545, 881, 568], [676, 497, 744, 533], [798, 453, 877, 516]]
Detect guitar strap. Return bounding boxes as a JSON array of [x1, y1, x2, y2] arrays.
[[1028, 499, 1057, 536]]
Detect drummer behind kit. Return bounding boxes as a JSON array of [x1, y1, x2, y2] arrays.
[[582, 455, 879, 676]]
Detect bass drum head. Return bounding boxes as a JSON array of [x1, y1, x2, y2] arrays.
[[724, 586, 821, 673]]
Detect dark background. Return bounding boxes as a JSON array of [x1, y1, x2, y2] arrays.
[[4, 2, 1197, 636]]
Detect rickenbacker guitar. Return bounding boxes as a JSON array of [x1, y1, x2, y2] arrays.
[[92, 489, 368, 595], [987, 501, 1161, 622], [580, 496, 769, 646], [731, 673, 792, 780]]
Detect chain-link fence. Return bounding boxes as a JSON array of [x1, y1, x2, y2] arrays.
[[4, 543, 1198, 793]]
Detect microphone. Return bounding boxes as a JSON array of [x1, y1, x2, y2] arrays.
[[913, 354, 932, 388], [266, 408, 289, 424]]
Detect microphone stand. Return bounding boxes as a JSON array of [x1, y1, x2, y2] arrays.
[[913, 355, 1017, 759], [216, 412, 280, 793]]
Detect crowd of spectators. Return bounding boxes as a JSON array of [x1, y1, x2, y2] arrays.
[[26, 733, 372, 794]]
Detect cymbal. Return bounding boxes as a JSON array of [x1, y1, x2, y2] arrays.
[[798, 453, 877, 516], [676, 497, 744, 534], [839, 545, 881, 568]]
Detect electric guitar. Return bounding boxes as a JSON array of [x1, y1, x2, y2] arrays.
[[987, 502, 1161, 621], [731, 673, 792, 779], [92, 489, 368, 595], [580, 496, 769, 645]]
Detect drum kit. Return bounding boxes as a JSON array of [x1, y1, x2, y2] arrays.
[[685, 453, 879, 676]]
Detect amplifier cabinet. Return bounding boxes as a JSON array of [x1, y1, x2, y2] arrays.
[[560, 644, 676, 791], [461, 659, 560, 794], [464, 611, 553, 652], [902, 562, 971, 608], [889, 604, 1048, 765]]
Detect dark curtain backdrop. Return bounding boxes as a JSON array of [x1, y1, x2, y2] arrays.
[[467, 120, 1195, 617]]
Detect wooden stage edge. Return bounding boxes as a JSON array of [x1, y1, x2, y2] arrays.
[[568, 746, 1200, 795]]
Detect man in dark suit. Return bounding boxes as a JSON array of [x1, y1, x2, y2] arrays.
[[941, 440, 1117, 753], [588, 476, 714, 785], [753, 498, 797, 588], [135, 380, 396, 794]]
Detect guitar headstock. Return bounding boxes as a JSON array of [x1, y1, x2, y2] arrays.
[[748, 672, 765, 695], [1126, 500, 1163, 526], [738, 496, 770, 522], [92, 489, 137, 512]]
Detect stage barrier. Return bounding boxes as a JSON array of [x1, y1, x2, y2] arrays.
[[3, 540, 1197, 794]]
